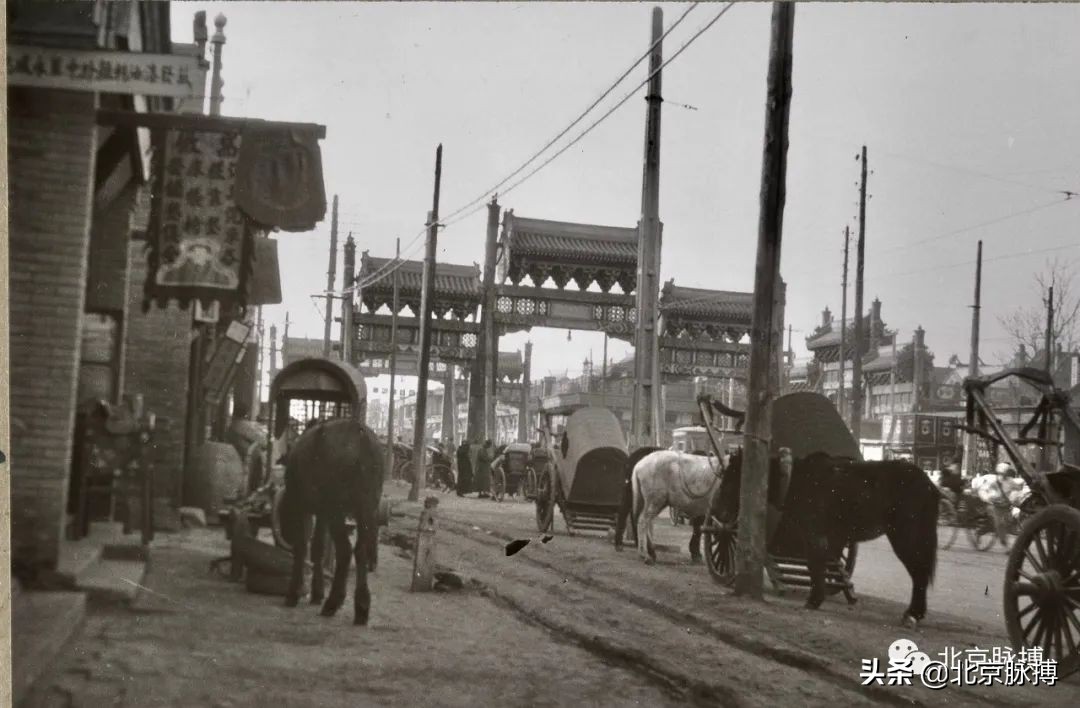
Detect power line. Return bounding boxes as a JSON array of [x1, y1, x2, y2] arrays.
[[876, 241, 1080, 282], [439, 2, 701, 225], [444, 2, 738, 229], [878, 196, 1077, 254]]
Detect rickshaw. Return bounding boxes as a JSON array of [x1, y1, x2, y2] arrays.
[[534, 407, 628, 534], [490, 442, 533, 501], [961, 368, 1080, 675], [522, 442, 550, 502], [698, 392, 860, 603], [392, 442, 455, 492]]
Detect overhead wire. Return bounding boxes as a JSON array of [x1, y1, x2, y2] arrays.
[[439, 2, 701, 225], [442, 1, 738, 230]]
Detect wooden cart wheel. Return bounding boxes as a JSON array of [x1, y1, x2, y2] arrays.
[[1003, 504, 1080, 678], [535, 464, 555, 533], [938, 496, 960, 550], [491, 467, 506, 502], [704, 509, 737, 586], [523, 465, 537, 501]]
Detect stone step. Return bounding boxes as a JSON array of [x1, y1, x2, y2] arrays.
[[75, 558, 148, 605], [12, 591, 87, 706]]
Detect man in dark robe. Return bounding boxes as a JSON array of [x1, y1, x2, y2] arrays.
[[474, 440, 494, 498], [456, 440, 473, 496]]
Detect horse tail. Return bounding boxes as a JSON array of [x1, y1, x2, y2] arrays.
[[631, 466, 644, 536]]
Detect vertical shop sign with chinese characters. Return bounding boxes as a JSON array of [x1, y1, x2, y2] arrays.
[[146, 129, 252, 309]]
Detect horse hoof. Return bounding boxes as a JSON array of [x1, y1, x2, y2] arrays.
[[689, 556, 702, 565], [354, 615, 369, 626], [643, 557, 655, 566], [309, 594, 323, 605], [320, 605, 340, 618], [804, 600, 822, 611], [900, 614, 919, 628]]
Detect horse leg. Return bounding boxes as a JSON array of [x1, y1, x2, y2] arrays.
[[804, 532, 828, 610], [689, 516, 704, 563], [285, 514, 312, 608], [352, 512, 374, 626], [637, 501, 660, 565], [309, 516, 326, 604], [614, 481, 632, 551], [320, 514, 351, 617], [887, 496, 938, 626]]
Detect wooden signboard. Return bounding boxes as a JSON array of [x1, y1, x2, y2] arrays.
[[8, 45, 202, 98], [203, 321, 252, 406]]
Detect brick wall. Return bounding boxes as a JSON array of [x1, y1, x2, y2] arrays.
[[8, 87, 99, 571], [124, 219, 194, 507]]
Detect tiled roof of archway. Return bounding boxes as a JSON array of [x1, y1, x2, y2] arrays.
[[506, 216, 638, 264], [659, 282, 754, 324], [359, 254, 481, 298]]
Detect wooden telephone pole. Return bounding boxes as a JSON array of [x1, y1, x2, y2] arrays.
[[963, 241, 983, 476], [323, 196, 338, 357], [632, 6, 665, 448], [735, 1, 795, 600], [411, 145, 442, 502], [850, 147, 868, 438], [839, 226, 850, 416], [341, 235, 356, 365], [385, 237, 401, 476], [1040, 285, 1055, 471]]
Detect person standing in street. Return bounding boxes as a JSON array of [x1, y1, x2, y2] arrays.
[[456, 439, 473, 496], [474, 440, 494, 499]]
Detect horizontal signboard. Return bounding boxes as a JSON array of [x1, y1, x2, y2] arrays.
[[8, 45, 203, 98]]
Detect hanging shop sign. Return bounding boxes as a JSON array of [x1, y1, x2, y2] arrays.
[[96, 111, 326, 310], [7, 45, 202, 98]]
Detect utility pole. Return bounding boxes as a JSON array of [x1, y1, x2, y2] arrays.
[[385, 238, 400, 474], [268, 324, 278, 379], [632, 6, 665, 448], [785, 324, 793, 391], [1040, 285, 1054, 471], [518, 343, 532, 442], [736, 0, 795, 601], [251, 307, 263, 419], [963, 241, 983, 476], [341, 235, 356, 364], [411, 145, 442, 502], [839, 226, 850, 417], [323, 196, 338, 357], [469, 198, 500, 444], [850, 146, 868, 438]]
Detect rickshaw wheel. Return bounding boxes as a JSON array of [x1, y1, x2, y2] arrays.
[[704, 508, 737, 586], [1003, 505, 1080, 678], [965, 498, 999, 551], [938, 496, 959, 550], [535, 464, 555, 533], [491, 467, 506, 502], [524, 466, 538, 501]]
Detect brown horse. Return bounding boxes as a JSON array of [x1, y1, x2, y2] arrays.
[[280, 419, 385, 625]]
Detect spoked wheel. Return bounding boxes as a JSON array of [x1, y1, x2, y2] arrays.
[[704, 510, 738, 586], [491, 467, 507, 502], [535, 464, 555, 533], [938, 496, 960, 550], [1003, 505, 1080, 678], [965, 498, 998, 551], [523, 466, 538, 501]]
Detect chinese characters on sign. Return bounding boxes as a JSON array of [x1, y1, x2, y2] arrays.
[[859, 639, 1058, 689], [7, 46, 202, 99], [148, 128, 250, 307]]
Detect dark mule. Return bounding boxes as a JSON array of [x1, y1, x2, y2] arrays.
[[614, 446, 665, 551], [722, 450, 940, 626], [281, 419, 385, 625]]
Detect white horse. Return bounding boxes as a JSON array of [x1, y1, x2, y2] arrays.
[[632, 450, 725, 565]]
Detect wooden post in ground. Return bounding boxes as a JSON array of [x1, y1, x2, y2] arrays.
[[631, 6, 665, 449], [410, 145, 442, 502], [735, 0, 795, 600], [341, 235, 356, 365], [411, 497, 439, 592], [385, 237, 400, 475], [1040, 285, 1055, 471], [839, 226, 850, 417], [323, 196, 338, 357], [851, 147, 868, 437], [518, 342, 532, 442], [963, 240, 983, 476], [469, 198, 500, 445]]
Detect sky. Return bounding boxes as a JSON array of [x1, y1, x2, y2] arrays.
[[169, 1, 1080, 399]]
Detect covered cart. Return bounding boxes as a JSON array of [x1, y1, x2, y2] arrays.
[[962, 368, 1080, 676], [700, 392, 859, 602], [535, 407, 628, 534], [490, 442, 533, 501], [264, 357, 368, 547]]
